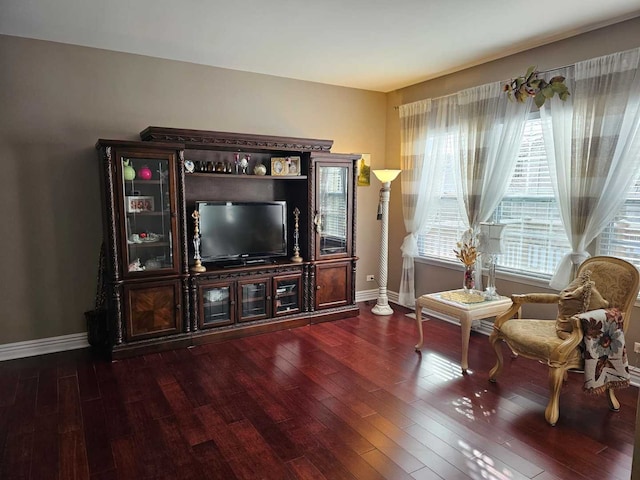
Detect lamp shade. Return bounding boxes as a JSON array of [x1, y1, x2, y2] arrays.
[[478, 223, 506, 255], [372, 169, 401, 183]]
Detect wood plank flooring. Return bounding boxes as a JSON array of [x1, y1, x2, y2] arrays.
[[0, 302, 637, 479]]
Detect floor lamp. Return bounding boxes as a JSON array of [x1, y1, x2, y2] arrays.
[[372, 169, 401, 315]]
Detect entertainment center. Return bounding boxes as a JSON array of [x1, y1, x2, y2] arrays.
[[96, 127, 360, 358]]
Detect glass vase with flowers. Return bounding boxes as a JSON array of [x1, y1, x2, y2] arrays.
[[454, 236, 478, 292]]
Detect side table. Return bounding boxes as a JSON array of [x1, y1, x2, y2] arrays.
[[415, 290, 513, 372]]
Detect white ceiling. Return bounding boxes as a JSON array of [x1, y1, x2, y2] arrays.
[[2, 0, 640, 92]]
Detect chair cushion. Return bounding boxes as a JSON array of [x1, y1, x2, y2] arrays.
[[500, 319, 581, 363], [556, 273, 609, 339]]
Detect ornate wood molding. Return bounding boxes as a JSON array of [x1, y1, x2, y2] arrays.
[[140, 127, 333, 153]]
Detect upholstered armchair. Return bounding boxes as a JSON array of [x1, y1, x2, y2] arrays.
[[489, 256, 640, 426]]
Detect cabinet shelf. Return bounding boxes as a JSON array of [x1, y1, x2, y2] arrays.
[[127, 241, 170, 248], [186, 172, 307, 180], [126, 179, 165, 185], [126, 211, 170, 217]]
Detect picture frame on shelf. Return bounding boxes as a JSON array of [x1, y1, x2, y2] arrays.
[[286, 156, 301, 176], [126, 196, 155, 213], [270, 156, 301, 176], [271, 157, 287, 176]]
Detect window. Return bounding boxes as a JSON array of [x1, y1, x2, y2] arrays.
[[416, 135, 466, 261], [493, 118, 570, 277], [597, 175, 640, 268], [418, 117, 571, 278]]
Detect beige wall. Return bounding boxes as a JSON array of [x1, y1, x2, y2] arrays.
[[384, 17, 640, 360], [0, 34, 386, 344], [2, 17, 640, 349]]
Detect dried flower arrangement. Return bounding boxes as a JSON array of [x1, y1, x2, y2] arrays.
[[454, 238, 478, 267]]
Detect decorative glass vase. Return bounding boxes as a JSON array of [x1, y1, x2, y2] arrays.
[[463, 264, 475, 292]]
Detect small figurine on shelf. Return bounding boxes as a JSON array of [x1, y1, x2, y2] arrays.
[[128, 258, 145, 272], [138, 165, 153, 180], [123, 159, 136, 181], [239, 154, 249, 174], [234, 153, 240, 174]]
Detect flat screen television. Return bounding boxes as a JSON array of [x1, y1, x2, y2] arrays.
[[196, 201, 288, 264]]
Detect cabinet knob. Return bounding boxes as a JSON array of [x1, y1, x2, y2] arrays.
[[316, 285, 321, 290], [176, 304, 181, 310]]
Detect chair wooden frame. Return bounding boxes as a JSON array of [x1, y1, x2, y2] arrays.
[[488, 256, 639, 426]]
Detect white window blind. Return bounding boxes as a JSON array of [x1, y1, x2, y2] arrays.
[[597, 175, 640, 268], [320, 167, 347, 239]]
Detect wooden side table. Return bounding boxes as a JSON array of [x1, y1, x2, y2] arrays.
[[415, 290, 512, 372]]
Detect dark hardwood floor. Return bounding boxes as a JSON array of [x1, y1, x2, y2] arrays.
[[0, 302, 637, 479]]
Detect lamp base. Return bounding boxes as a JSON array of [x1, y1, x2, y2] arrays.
[[483, 288, 500, 300], [372, 303, 394, 316]]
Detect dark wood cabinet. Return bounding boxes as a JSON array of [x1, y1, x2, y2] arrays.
[[96, 140, 187, 349], [96, 129, 359, 358], [198, 280, 235, 329], [123, 279, 182, 341], [314, 260, 353, 310], [238, 277, 271, 322], [273, 274, 302, 316]]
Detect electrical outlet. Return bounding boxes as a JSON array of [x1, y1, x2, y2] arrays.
[[366, 274, 375, 282], [635, 342, 640, 354]]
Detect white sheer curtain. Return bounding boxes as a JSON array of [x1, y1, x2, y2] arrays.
[[398, 98, 455, 305], [455, 82, 533, 288], [541, 47, 640, 289]]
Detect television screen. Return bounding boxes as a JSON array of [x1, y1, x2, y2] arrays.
[[197, 201, 287, 263]]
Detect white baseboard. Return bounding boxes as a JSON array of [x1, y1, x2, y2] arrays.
[[0, 333, 89, 362], [0, 290, 396, 361], [355, 289, 400, 304]]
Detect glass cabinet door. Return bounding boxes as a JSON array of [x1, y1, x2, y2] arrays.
[[274, 275, 301, 316], [119, 153, 178, 276], [238, 278, 270, 322], [315, 163, 352, 259], [199, 283, 234, 328]]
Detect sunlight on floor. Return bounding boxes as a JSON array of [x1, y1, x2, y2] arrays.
[[458, 439, 515, 480], [451, 388, 498, 421], [423, 352, 465, 382]]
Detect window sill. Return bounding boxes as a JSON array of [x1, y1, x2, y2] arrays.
[[413, 256, 555, 290]]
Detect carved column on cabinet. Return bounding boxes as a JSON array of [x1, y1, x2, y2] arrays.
[[351, 259, 357, 305], [309, 266, 316, 312], [303, 264, 311, 312], [111, 284, 123, 344], [182, 277, 191, 332], [351, 158, 358, 258], [102, 146, 120, 282], [177, 150, 189, 274], [307, 159, 317, 262], [190, 275, 199, 332]]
